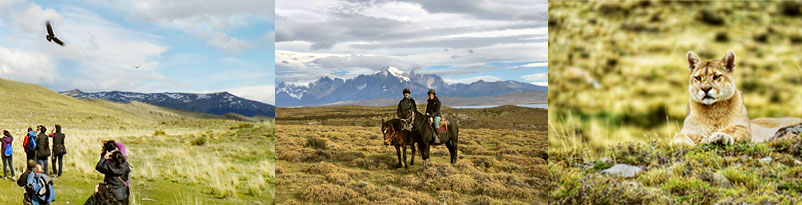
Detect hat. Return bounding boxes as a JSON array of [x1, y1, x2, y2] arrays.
[[427, 89, 436, 95], [402, 88, 411, 94]]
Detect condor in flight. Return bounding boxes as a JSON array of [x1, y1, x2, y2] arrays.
[[45, 21, 64, 46]]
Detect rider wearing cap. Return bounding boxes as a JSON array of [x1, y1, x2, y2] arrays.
[[397, 88, 417, 131], [425, 89, 442, 144]]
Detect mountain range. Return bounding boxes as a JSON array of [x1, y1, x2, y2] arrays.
[[60, 89, 275, 117], [276, 66, 547, 106]]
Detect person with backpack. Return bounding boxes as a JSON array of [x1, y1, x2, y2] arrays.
[[23, 127, 37, 162], [2, 130, 14, 179], [86, 149, 130, 205], [35, 126, 51, 175], [18, 160, 38, 205], [26, 164, 55, 205], [49, 125, 66, 177]]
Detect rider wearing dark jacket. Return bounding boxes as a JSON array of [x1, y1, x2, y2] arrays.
[[397, 88, 417, 130], [425, 89, 442, 143]]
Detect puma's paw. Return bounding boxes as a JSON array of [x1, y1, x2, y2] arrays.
[[770, 124, 802, 141], [670, 134, 696, 147], [702, 132, 735, 145]]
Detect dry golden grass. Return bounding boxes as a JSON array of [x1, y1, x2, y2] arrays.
[[276, 106, 547, 204]]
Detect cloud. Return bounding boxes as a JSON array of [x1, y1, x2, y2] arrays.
[[276, 0, 547, 84], [225, 84, 275, 104], [531, 81, 548, 86], [522, 72, 547, 82], [89, 0, 274, 53], [0, 46, 55, 83], [513, 62, 547, 69], [443, 76, 501, 84]]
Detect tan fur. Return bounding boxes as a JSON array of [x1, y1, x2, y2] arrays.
[[673, 51, 802, 146]]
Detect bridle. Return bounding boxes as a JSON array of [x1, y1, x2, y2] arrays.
[[383, 124, 397, 145]]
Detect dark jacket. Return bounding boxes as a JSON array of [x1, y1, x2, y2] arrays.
[[397, 97, 417, 119], [425, 97, 441, 117], [35, 133, 50, 158], [2, 134, 12, 155], [17, 170, 33, 202], [51, 133, 65, 156], [96, 157, 130, 201]]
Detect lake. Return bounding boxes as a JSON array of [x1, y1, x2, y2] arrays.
[[450, 104, 548, 109]]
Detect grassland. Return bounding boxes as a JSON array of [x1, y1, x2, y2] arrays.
[[549, 1, 802, 203], [0, 78, 274, 204], [275, 105, 547, 204]]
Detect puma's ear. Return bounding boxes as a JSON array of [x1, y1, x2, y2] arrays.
[[721, 50, 735, 71], [687, 51, 701, 71], [381, 119, 385, 123]]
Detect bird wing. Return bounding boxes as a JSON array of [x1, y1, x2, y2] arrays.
[[51, 37, 64, 46], [46, 21, 55, 36]]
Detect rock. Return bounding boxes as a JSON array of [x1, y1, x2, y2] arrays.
[[697, 9, 724, 25], [357, 180, 369, 188], [601, 164, 642, 178], [759, 157, 773, 164], [711, 173, 733, 188]]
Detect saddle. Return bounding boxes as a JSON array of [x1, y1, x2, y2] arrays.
[[429, 117, 449, 134]]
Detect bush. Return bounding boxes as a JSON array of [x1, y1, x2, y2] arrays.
[[308, 162, 338, 175], [435, 174, 477, 193], [307, 137, 327, 150], [301, 184, 356, 203], [153, 130, 165, 136]]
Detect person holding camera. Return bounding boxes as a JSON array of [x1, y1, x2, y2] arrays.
[[85, 140, 131, 205], [49, 125, 66, 177]]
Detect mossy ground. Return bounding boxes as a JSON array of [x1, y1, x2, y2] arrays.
[[550, 134, 802, 204]]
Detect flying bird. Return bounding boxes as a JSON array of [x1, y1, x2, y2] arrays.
[[134, 65, 141, 69], [45, 21, 64, 46]]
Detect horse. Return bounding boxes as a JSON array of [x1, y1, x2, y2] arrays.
[[381, 118, 418, 169], [409, 109, 459, 166]]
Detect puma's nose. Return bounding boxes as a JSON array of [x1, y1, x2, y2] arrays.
[[701, 87, 712, 94]]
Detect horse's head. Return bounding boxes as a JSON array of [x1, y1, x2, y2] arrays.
[[381, 119, 395, 146]]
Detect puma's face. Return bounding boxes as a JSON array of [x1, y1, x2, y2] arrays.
[[686, 51, 737, 105]]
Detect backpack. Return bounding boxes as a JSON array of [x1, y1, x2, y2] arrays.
[[3, 144, 11, 156], [27, 134, 37, 151], [27, 173, 56, 203]]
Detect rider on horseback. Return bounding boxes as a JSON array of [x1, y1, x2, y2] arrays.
[[425, 89, 442, 144], [397, 88, 417, 131]]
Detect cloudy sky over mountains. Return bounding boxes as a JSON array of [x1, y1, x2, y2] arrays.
[[0, 0, 275, 104], [276, 0, 548, 87]]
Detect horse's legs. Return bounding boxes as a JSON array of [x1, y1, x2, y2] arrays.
[[410, 143, 416, 166], [395, 145, 402, 168], [445, 140, 456, 164], [402, 144, 408, 169]]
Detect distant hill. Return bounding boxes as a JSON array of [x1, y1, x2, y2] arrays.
[[276, 66, 547, 106], [0, 77, 238, 129], [321, 91, 547, 107], [61, 89, 275, 117]]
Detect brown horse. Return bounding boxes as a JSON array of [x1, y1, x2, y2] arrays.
[[381, 118, 417, 169]]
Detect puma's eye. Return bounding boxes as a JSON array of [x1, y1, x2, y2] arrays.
[[694, 76, 702, 81], [713, 75, 720, 80]]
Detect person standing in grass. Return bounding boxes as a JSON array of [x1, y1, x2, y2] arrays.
[[49, 125, 66, 177], [23, 127, 37, 162], [35, 126, 50, 175], [2, 130, 14, 179]]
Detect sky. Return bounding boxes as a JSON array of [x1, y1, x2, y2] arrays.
[[275, 0, 548, 87], [0, 0, 276, 104]]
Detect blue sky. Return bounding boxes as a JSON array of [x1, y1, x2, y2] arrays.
[[275, 0, 548, 87], [0, 0, 275, 104]]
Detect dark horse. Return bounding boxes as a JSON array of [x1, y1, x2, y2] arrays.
[[381, 118, 418, 169], [410, 109, 459, 166]]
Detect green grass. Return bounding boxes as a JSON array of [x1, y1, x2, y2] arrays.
[[0, 77, 274, 204], [550, 134, 802, 204]]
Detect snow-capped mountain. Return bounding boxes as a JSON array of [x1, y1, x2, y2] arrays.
[[61, 89, 275, 117], [276, 66, 546, 106]]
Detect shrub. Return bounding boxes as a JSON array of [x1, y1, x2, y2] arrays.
[[307, 137, 327, 150], [301, 184, 356, 203], [308, 162, 339, 175]]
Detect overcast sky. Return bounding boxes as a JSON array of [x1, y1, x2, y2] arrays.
[[276, 0, 548, 86], [0, 0, 275, 104]]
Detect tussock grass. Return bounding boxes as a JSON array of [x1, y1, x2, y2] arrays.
[[276, 106, 547, 204]]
